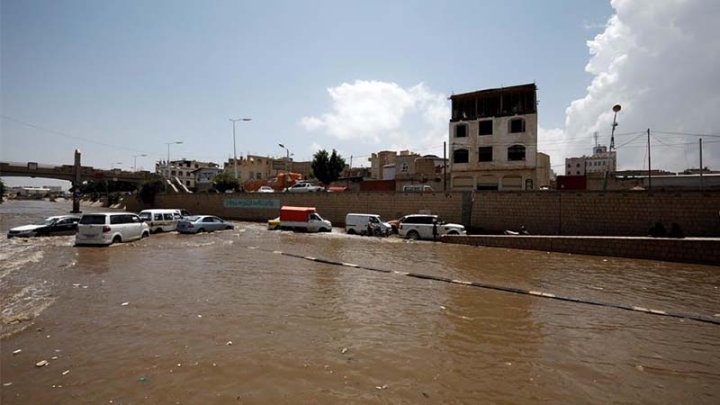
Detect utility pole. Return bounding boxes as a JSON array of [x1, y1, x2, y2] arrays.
[[700, 138, 704, 192], [647, 128, 652, 191], [603, 104, 621, 191], [230, 118, 252, 179], [443, 141, 447, 193]]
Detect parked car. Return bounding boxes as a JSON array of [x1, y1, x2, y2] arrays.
[[177, 216, 235, 234], [345, 213, 392, 236], [257, 186, 274, 193], [7, 215, 80, 238], [287, 182, 324, 192], [75, 213, 149, 246], [397, 214, 466, 240], [402, 184, 434, 192]]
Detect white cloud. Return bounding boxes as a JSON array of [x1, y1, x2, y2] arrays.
[[551, 0, 720, 173], [300, 80, 449, 156]]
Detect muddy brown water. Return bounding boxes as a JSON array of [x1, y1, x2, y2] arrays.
[[1, 200, 720, 404]]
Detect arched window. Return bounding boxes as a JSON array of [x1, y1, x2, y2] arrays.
[[453, 149, 469, 164], [507, 145, 526, 161]]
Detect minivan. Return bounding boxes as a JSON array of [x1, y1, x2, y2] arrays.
[[398, 214, 466, 240], [75, 213, 150, 246], [345, 213, 392, 236], [139, 209, 181, 233]]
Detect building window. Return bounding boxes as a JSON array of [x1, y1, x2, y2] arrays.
[[256, 173, 262, 180], [455, 124, 468, 138], [400, 162, 409, 172], [478, 147, 493, 162], [171, 170, 176, 176], [509, 118, 525, 133], [507, 145, 526, 161], [453, 149, 469, 164], [478, 120, 493, 136], [186, 180, 191, 186]]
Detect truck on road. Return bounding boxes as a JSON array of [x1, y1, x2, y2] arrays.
[[277, 206, 332, 232]]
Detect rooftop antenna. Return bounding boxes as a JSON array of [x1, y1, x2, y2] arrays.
[[593, 131, 599, 148]]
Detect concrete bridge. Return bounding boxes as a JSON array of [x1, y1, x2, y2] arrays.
[[0, 150, 158, 212]]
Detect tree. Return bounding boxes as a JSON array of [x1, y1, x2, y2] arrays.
[[312, 149, 346, 185], [213, 172, 240, 193], [138, 179, 164, 205], [0, 178, 4, 203]]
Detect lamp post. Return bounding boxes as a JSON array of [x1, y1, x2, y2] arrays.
[[165, 141, 183, 177], [278, 143, 290, 191], [133, 154, 148, 172], [602, 104, 621, 191], [229, 118, 252, 179]]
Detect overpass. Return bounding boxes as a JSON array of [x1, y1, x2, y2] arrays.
[[1, 150, 158, 212]]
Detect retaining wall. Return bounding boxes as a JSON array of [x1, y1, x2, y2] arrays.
[[443, 235, 720, 266], [125, 190, 720, 237]]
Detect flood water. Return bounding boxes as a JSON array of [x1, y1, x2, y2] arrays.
[[1, 200, 720, 404]]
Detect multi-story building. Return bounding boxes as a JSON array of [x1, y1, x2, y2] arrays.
[[368, 150, 447, 190], [224, 155, 286, 182], [448, 83, 545, 191], [565, 145, 617, 176], [156, 159, 219, 190]]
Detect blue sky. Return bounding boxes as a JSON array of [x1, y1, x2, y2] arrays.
[[7, 0, 717, 188]]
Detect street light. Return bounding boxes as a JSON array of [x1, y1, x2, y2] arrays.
[[278, 143, 290, 191], [165, 141, 183, 176], [603, 104, 622, 191], [230, 118, 252, 179], [133, 154, 148, 172]]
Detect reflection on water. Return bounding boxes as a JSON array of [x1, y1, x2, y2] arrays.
[[1, 200, 719, 404]]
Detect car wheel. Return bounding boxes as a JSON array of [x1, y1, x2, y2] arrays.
[[141, 231, 149, 239], [225, 226, 233, 230], [112, 235, 122, 244], [407, 230, 420, 240], [347, 229, 356, 235], [197, 228, 205, 233], [155, 228, 163, 234], [447, 231, 459, 235]]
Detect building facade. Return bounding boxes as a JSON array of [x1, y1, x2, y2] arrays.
[[156, 159, 219, 190], [565, 145, 617, 176], [448, 83, 543, 191]]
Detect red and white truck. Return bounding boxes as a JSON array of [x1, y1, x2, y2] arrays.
[[272, 206, 332, 232]]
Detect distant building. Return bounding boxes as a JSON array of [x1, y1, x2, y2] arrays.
[[565, 145, 617, 176], [223, 155, 313, 182], [192, 167, 223, 192], [448, 83, 546, 190], [368, 150, 447, 191], [156, 159, 219, 190]]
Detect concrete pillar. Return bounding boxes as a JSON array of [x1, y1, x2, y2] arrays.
[[71, 149, 82, 213]]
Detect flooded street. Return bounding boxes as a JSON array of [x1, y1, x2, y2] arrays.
[[2, 200, 720, 404]]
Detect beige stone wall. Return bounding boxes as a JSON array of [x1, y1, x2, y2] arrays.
[[126, 190, 720, 237]]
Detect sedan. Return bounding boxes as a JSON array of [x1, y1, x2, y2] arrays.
[[257, 186, 274, 193], [177, 216, 235, 234], [7, 215, 80, 238]]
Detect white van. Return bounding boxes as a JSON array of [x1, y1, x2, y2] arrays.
[[402, 184, 434, 192], [138, 209, 180, 233], [345, 213, 392, 236], [75, 213, 150, 246]]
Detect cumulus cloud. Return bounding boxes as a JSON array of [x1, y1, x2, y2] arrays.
[[543, 0, 720, 173], [300, 80, 449, 156]]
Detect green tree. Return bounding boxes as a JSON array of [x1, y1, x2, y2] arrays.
[[213, 172, 240, 193], [312, 149, 346, 185], [0, 178, 5, 203]]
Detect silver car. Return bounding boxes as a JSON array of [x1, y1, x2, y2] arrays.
[[177, 216, 235, 234]]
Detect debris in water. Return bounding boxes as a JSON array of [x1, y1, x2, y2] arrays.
[[121, 302, 129, 306], [422, 392, 430, 398], [375, 384, 388, 390], [3, 382, 12, 387], [36, 360, 49, 367], [226, 341, 233, 346], [51, 356, 58, 360], [197, 314, 202, 318], [341, 347, 348, 354], [72, 284, 80, 288], [138, 376, 150, 382], [440, 306, 446, 310], [636, 365, 645, 372], [12, 349, 22, 355], [62, 370, 70, 376]]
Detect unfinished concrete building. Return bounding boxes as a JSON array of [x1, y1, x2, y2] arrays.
[[449, 83, 547, 190]]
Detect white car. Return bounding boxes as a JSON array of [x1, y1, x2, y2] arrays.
[[257, 186, 274, 193], [287, 182, 324, 192], [398, 214, 466, 240], [75, 213, 150, 246]]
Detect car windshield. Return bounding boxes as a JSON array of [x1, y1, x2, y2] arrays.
[[36, 217, 57, 226], [80, 215, 106, 225]]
